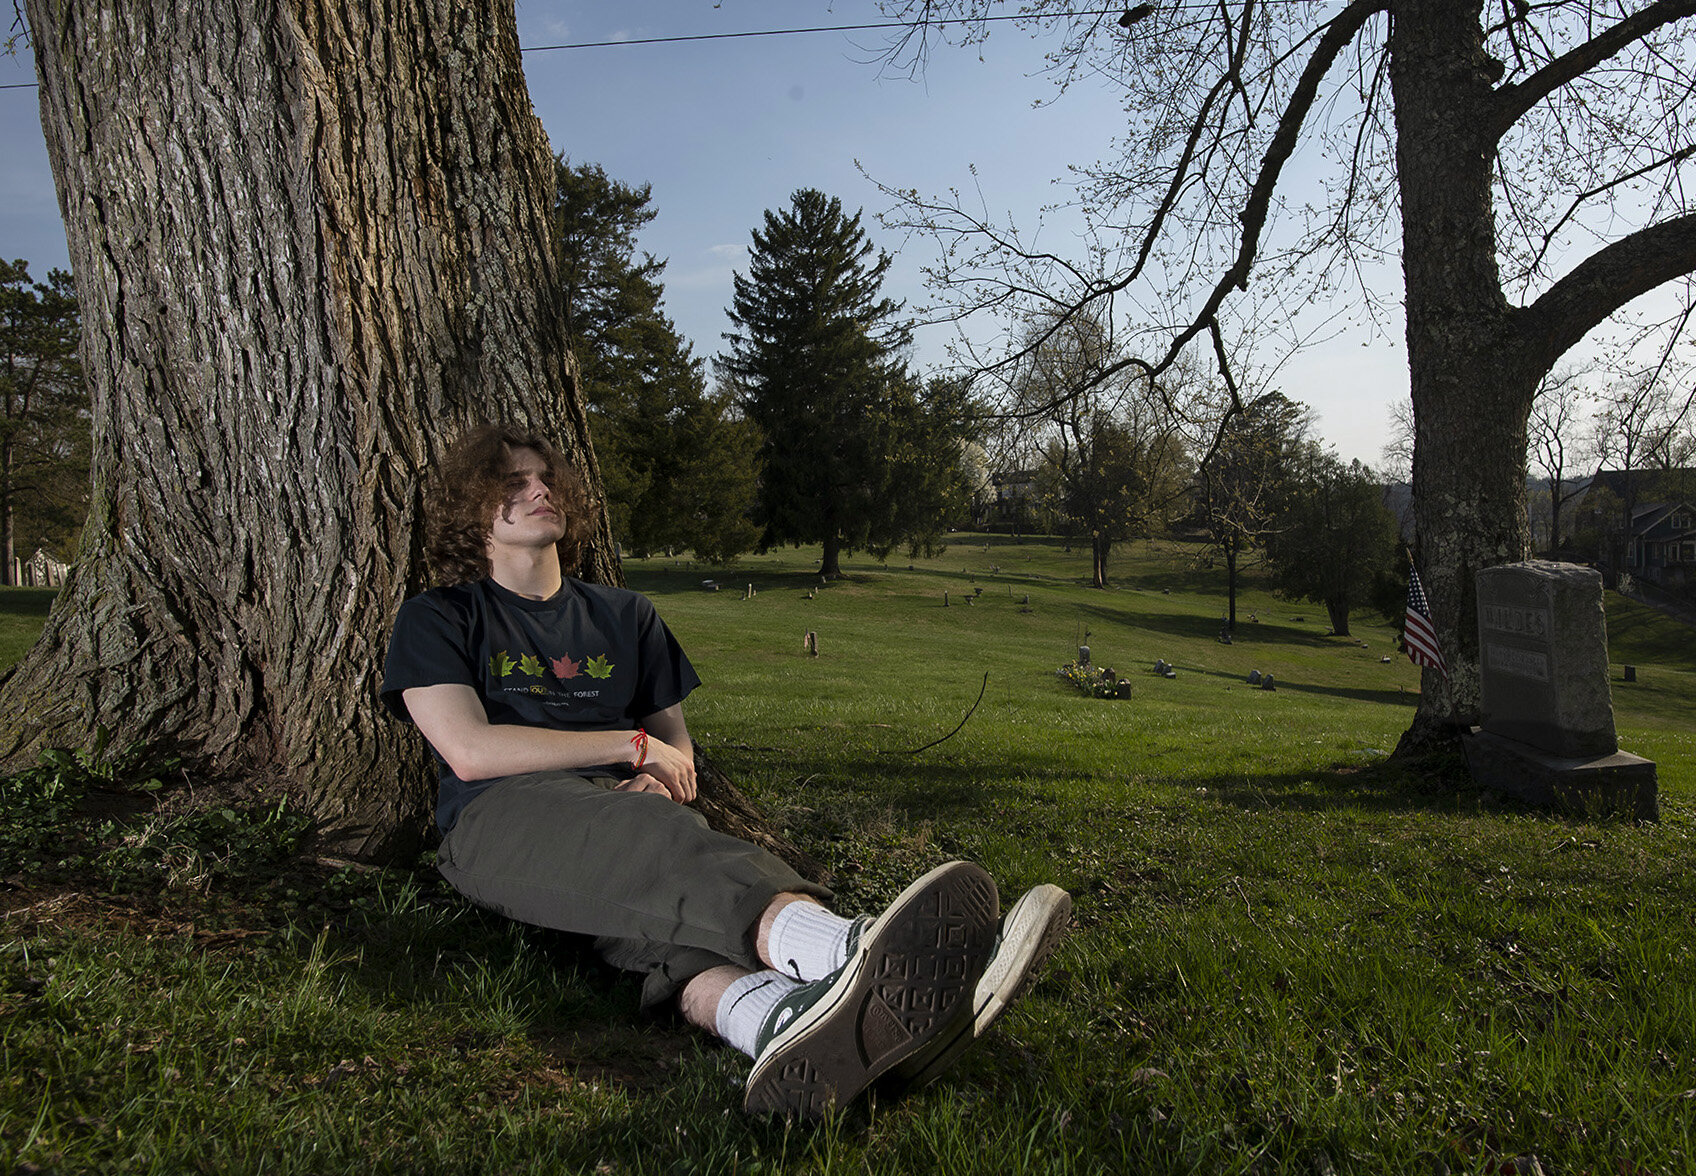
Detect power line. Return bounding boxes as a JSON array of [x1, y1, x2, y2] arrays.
[[0, 8, 1137, 89], [520, 10, 1126, 54]]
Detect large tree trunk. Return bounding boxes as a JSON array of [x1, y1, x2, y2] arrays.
[[1224, 540, 1239, 632], [1, 444, 14, 587], [1326, 600, 1351, 638], [1391, 0, 1536, 752], [0, 0, 805, 869]]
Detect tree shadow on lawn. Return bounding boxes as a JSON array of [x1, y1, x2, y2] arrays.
[[1181, 664, 1422, 708], [783, 755, 1070, 815], [628, 565, 888, 597], [1188, 757, 1504, 817], [812, 741, 1488, 820], [256, 865, 712, 1092], [1073, 601, 1342, 649]]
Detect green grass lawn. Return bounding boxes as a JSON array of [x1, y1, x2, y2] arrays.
[[0, 586, 55, 670], [2, 541, 1693, 1175]]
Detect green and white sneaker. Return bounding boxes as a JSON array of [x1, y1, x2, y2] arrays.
[[742, 861, 999, 1118], [886, 883, 1072, 1090]]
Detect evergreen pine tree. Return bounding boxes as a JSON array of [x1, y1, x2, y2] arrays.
[[719, 189, 964, 576], [552, 160, 758, 561], [0, 261, 88, 578]]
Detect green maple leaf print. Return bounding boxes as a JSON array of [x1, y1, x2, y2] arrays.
[[489, 650, 517, 678], [583, 654, 615, 680], [518, 653, 546, 678]]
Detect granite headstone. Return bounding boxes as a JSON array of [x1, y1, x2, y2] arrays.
[[1476, 560, 1615, 757], [1463, 561, 1657, 820]]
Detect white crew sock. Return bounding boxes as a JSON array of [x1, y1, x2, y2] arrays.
[[766, 900, 855, 981], [715, 970, 802, 1058]]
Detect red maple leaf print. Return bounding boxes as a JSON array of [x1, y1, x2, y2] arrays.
[[550, 654, 581, 680]]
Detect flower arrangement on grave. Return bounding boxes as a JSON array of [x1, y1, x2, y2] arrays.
[[1056, 660, 1133, 699]]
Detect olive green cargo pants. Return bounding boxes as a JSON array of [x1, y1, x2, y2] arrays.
[[437, 770, 831, 1008]]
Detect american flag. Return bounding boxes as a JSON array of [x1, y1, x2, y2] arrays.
[[1404, 566, 1447, 677]]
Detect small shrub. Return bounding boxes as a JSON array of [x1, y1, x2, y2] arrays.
[[0, 726, 172, 878], [0, 729, 309, 894]]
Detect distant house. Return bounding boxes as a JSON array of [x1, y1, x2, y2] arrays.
[[1582, 467, 1696, 506], [1627, 501, 1696, 588], [990, 469, 1038, 522], [1569, 468, 1696, 589]]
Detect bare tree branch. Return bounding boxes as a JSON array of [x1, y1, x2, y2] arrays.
[[1520, 210, 1696, 370], [1518, 145, 1696, 282], [1490, 0, 1696, 134]]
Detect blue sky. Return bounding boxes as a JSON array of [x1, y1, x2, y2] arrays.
[[0, 1, 1412, 463]]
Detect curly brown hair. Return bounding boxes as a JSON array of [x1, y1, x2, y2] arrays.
[[428, 423, 594, 585]]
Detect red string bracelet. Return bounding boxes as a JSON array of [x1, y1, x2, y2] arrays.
[[630, 727, 649, 770]]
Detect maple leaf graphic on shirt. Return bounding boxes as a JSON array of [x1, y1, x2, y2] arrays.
[[583, 654, 615, 680], [489, 650, 517, 678], [517, 653, 546, 678], [550, 654, 581, 680]]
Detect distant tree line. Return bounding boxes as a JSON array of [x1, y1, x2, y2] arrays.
[[0, 259, 88, 581], [41, 155, 1673, 637]]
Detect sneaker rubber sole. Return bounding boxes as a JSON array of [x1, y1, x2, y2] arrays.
[[742, 860, 999, 1118], [885, 882, 1072, 1090]]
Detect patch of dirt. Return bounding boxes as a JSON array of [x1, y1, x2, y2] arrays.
[[528, 1025, 700, 1091]]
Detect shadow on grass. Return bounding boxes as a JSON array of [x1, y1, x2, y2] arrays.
[[748, 748, 1489, 826], [1180, 663, 1422, 708], [1188, 754, 1504, 818], [258, 862, 707, 1090], [0, 586, 58, 615], [1073, 600, 1346, 650], [628, 565, 895, 598]]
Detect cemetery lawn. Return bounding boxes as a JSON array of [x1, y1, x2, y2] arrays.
[[0, 586, 55, 670], [2, 539, 1692, 1175]]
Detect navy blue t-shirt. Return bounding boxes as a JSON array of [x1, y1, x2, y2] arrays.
[[382, 577, 702, 832]]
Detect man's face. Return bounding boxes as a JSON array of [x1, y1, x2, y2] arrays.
[[488, 446, 567, 553]]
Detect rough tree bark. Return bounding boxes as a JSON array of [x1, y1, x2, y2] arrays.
[[1390, 0, 1537, 744], [4, 0, 815, 875]]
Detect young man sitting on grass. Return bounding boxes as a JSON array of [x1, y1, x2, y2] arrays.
[[382, 423, 1071, 1118]]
